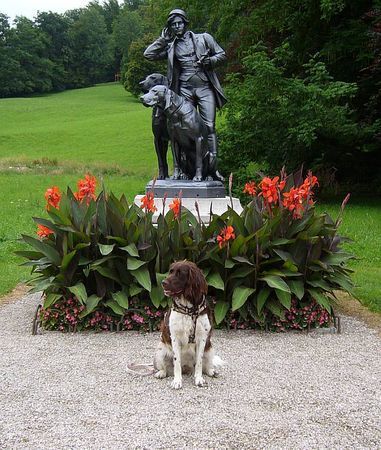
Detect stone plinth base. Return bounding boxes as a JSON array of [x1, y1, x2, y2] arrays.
[[145, 179, 226, 199], [134, 195, 243, 224]]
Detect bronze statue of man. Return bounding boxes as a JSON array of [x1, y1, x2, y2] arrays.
[[144, 9, 227, 181]]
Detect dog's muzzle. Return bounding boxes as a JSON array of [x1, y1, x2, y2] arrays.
[[140, 94, 157, 107]]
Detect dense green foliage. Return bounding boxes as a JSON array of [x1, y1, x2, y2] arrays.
[[219, 45, 362, 185], [123, 34, 166, 95], [19, 172, 354, 331]]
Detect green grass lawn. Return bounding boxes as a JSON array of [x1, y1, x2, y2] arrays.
[[0, 83, 157, 295], [0, 82, 380, 313], [317, 197, 381, 313]]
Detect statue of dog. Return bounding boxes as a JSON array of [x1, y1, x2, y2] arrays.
[[141, 85, 209, 181], [139, 74, 170, 180]]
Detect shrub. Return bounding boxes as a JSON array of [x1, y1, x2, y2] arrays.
[[219, 43, 362, 181], [123, 33, 166, 97], [18, 171, 354, 332]]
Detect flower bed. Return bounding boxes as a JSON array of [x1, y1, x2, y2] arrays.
[[19, 170, 354, 332]]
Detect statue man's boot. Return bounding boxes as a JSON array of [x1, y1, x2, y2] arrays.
[[208, 132, 224, 182]]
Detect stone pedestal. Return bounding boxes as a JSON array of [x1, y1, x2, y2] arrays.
[[134, 195, 243, 223], [135, 179, 243, 223], [145, 179, 226, 198]]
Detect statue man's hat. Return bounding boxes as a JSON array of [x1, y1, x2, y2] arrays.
[[167, 9, 189, 25]]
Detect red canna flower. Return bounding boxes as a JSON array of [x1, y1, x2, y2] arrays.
[[259, 176, 285, 205], [37, 224, 54, 239], [217, 225, 236, 249], [282, 187, 305, 219], [303, 171, 319, 189], [298, 171, 319, 202], [169, 197, 181, 219], [243, 181, 257, 196], [44, 186, 61, 210], [74, 174, 97, 205], [140, 191, 157, 213]]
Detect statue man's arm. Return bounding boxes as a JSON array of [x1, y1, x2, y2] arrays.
[[203, 33, 226, 68], [144, 35, 169, 61]]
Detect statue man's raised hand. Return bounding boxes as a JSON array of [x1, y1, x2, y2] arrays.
[[161, 27, 174, 42]]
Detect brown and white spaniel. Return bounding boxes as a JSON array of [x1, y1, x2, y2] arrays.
[[154, 260, 223, 389]]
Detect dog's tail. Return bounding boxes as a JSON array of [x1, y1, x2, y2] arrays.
[[126, 362, 155, 376], [213, 354, 227, 370]]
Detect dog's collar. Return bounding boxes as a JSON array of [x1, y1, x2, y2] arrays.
[[172, 295, 207, 317], [165, 96, 184, 117], [172, 295, 207, 344]]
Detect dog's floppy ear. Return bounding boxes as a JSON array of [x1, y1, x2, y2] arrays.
[[183, 262, 208, 306], [164, 87, 172, 110], [160, 74, 168, 86]]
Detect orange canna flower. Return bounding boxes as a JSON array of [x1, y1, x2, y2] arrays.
[[303, 171, 319, 188], [44, 186, 61, 210], [217, 225, 236, 249], [169, 197, 181, 219], [74, 174, 97, 205], [140, 192, 157, 213], [298, 171, 319, 201], [37, 224, 54, 239], [259, 176, 285, 205], [243, 181, 257, 196], [282, 187, 305, 219]]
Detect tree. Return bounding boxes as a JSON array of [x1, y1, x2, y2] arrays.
[[3, 16, 54, 96], [35, 12, 71, 91], [88, 0, 121, 33], [124, 33, 166, 96], [112, 9, 144, 74], [219, 45, 363, 184], [67, 7, 113, 86]]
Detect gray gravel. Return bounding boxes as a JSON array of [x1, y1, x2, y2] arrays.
[[0, 293, 380, 450]]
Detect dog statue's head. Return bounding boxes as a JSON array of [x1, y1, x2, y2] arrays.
[[162, 261, 208, 306], [139, 73, 168, 92], [140, 85, 170, 109]]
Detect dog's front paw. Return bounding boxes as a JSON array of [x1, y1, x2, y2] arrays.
[[154, 370, 167, 379], [171, 169, 181, 180], [194, 376, 206, 387], [205, 368, 218, 378], [171, 378, 182, 390]]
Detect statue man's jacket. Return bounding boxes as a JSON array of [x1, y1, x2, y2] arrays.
[[144, 31, 227, 109]]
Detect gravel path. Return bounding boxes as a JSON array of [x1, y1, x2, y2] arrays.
[[0, 294, 380, 450]]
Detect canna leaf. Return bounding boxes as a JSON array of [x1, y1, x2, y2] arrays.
[[79, 295, 102, 318], [127, 257, 146, 270], [256, 287, 271, 314], [150, 286, 165, 308], [120, 243, 139, 257], [68, 282, 87, 305], [105, 300, 125, 316], [288, 279, 304, 300], [131, 266, 151, 292], [259, 275, 291, 293], [214, 301, 230, 325], [307, 288, 332, 313], [112, 291, 129, 309], [207, 271, 225, 290], [43, 293, 62, 309], [232, 286, 255, 311], [275, 289, 291, 309], [98, 244, 115, 256], [22, 235, 61, 266]]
